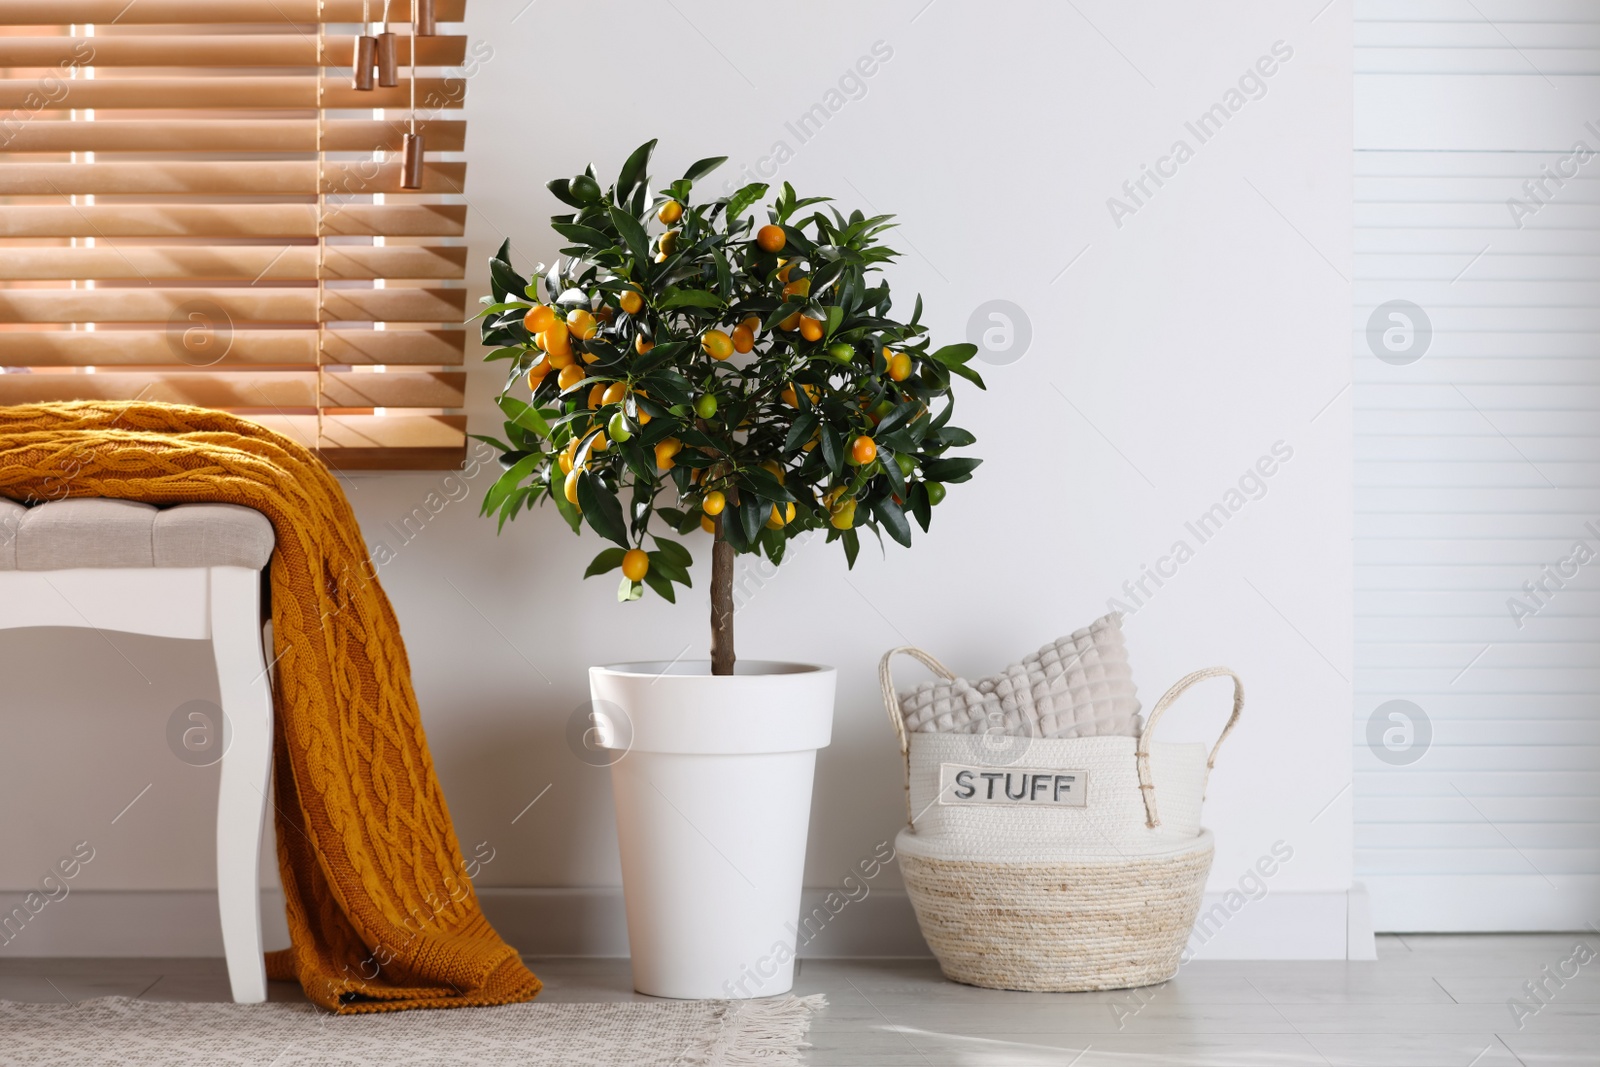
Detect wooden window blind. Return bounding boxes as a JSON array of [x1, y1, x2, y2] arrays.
[[0, 0, 470, 469]]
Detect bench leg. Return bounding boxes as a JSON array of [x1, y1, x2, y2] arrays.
[[211, 566, 273, 1004]]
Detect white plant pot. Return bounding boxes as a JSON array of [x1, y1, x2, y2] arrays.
[[588, 660, 835, 1000]]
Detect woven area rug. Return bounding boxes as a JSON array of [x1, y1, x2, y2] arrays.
[[0, 995, 826, 1066]]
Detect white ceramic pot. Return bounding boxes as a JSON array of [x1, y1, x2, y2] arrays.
[[588, 660, 835, 999]]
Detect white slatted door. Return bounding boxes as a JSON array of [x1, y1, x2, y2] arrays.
[[1356, 0, 1600, 930]]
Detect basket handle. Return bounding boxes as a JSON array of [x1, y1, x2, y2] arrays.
[[879, 646, 957, 830], [1135, 667, 1244, 829]]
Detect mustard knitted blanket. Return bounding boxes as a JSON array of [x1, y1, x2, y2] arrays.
[[0, 402, 541, 1013]]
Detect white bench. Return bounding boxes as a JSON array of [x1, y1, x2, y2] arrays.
[[0, 497, 276, 1003]]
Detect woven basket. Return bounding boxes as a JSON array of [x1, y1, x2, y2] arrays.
[[880, 647, 1244, 992]]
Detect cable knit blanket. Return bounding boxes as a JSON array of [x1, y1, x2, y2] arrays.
[[0, 402, 541, 1014]]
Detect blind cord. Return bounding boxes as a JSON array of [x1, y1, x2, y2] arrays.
[[316, 2, 327, 453]]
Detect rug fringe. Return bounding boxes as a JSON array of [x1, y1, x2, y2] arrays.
[[678, 994, 827, 1066]]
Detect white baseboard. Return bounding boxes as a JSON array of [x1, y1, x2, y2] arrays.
[[1365, 875, 1600, 932], [0, 886, 1371, 960], [0, 890, 292, 959]]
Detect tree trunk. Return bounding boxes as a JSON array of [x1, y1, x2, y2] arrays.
[[709, 518, 735, 676]]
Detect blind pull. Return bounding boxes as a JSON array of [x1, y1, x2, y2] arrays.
[[353, 35, 376, 90], [354, 0, 377, 91], [376, 33, 398, 87], [400, 12, 422, 190]]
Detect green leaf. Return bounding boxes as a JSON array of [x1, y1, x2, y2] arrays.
[[478, 300, 531, 317], [740, 468, 792, 503], [921, 457, 982, 483], [641, 565, 677, 603], [496, 486, 528, 532], [575, 474, 630, 548], [946, 362, 987, 390], [682, 155, 728, 183], [619, 438, 655, 481], [784, 411, 819, 452], [549, 468, 583, 534], [642, 369, 693, 407], [585, 547, 626, 578], [909, 482, 932, 532], [738, 493, 763, 545], [468, 431, 512, 455], [873, 497, 913, 547], [879, 451, 906, 498], [610, 206, 650, 263], [930, 343, 980, 366], [481, 454, 540, 519], [551, 222, 614, 249], [617, 139, 658, 205], [760, 526, 788, 566], [619, 576, 643, 602], [873, 401, 918, 438], [763, 300, 805, 331], [496, 395, 551, 438], [653, 537, 693, 570], [628, 473, 655, 536], [937, 426, 977, 447], [548, 178, 584, 208], [657, 287, 724, 311], [725, 181, 769, 219], [819, 425, 842, 474], [824, 304, 844, 339], [489, 257, 525, 304], [648, 552, 692, 586], [842, 528, 860, 569]]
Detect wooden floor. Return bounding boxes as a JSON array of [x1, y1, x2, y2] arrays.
[[0, 935, 1595, 1064]]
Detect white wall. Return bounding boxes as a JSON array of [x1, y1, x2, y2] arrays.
[[0, 1, 1356, 957]]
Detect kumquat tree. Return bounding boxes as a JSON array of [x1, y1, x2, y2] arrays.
[[474, 140, 983, 674]]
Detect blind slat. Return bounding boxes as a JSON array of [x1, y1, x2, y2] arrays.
[[254, 414, 468, 471], [0, 77, 465, 111], [0, 0, 465, 23], [0, 371, 465, 409], [0, 246, 467, 282], [0, 204, 466, 238], [0, 329, 466, 366], [0, 35, 466, 68], [0, 288, 467, 324], [0, 161, 466, 196], [0, 120, 465, 154]]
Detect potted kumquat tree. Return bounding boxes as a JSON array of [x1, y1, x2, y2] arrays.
[[475, 140, 982, 998]]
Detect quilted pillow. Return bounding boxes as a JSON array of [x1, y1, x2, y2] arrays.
[[899, 613, 1142, 739]]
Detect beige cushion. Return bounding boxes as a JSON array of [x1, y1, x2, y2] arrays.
[[898, 613, 1144, 739], [0, 498, 273, 571], [0, 499, 22, 570]]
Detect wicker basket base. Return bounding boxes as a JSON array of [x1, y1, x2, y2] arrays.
[[899, 841, 1214, 992]]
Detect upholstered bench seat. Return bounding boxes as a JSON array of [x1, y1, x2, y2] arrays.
[[0, 495, 277, 1003], [0, 498, 274, 571]]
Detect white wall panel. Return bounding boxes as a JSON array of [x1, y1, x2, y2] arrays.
[[1356, 0, 1600, 930]]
